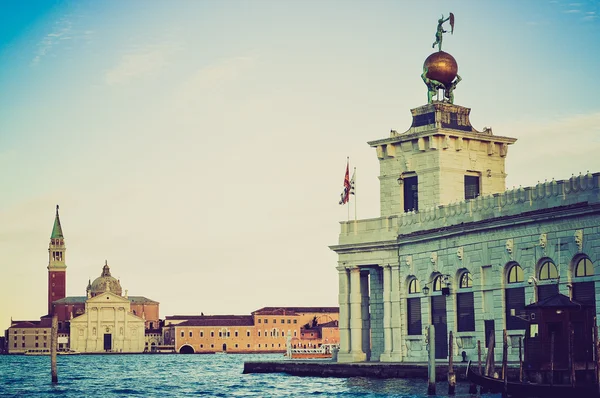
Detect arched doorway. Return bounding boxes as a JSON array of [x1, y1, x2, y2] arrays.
[[222, 343, 227, 352], [179, 344, 195, 354]]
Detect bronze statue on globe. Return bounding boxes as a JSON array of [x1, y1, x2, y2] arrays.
[[422, 13, 461, 104]]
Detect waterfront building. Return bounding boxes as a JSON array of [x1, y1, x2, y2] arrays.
[[330, 23, 600, 363], [5, 206, 160, 354], [163, 307, 339, 354]]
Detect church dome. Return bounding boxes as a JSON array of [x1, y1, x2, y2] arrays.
[[90, 261, 122, 297]]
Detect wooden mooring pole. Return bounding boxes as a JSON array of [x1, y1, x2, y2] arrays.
[[519, 337, 523, 382], [474, 340, 483, 394], [427, 324, 436, 395], [448, 331, 455, 395], [502, 330, 508, 394], [51, 314, 58, 384], [595, 319, 600, 396], [569, 324, 576, 388]]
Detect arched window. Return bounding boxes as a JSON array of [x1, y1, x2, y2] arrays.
[[575, 257, 594, 277], [459, 272, 473, 288], [539, 261, 558, 280], [407, 278, 422, 335], [505, 263, 526, 330], [433, 275, 443, 291], [408, 278, 420, 294], [457, 271, 474, 332], [507, 264, 524, 284]]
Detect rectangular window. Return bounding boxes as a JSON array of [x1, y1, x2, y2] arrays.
[[227, 331, 230, 337], [13, 343, 16, 348], [407, 297, 422, 335], [258, 331, 261, 337], [180, 331, 184, 337], [211, 331, 214, 337], [264, 319, 268, 324], [200, 331, 204, 337], [464, 175, 480, 200], [484, 320, 495, 348], [505, 287, 527, 330], [281, 319, 284, 324], [235, 331, 238, 337], [287, 319, 290, 324], [210, 344, 214, 348], [293, 320, 297, 324], [247, 344, 250, 348], [200, 344, 204, 348], [403, 175, 418, 212], [235, 344, 238, 348], [189, 331, 192, 337], [456, 292, 475, 332], [246, 331, 250, 337], [258, 319, 261, 324], [219, 332, 222, 337]]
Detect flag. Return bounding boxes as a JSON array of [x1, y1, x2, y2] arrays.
[[350, 168, 355, 196], [339, 160, 350, 205]]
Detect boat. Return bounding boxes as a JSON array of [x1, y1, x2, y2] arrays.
[[466, 293, 600, 397], [286, 344, 338, 359], [24, 349, 79, 356], [466, 360, 600, 397]]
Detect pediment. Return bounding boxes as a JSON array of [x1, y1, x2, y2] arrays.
[[87, 291, 130, 304]]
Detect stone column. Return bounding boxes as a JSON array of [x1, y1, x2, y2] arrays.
[[389, 263, 403, 361], [347, 267, 366, 362], [336, 266, 350, 360], [361, 270, 371, 361], [380, 264, 392, 361]]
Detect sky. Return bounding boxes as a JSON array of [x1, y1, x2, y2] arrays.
[[1, 0, 599, 331]]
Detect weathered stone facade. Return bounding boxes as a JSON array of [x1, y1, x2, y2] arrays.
[[331, 101, 600, 363]]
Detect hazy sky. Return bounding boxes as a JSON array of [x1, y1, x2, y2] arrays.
[[1, 0, 599, 331]]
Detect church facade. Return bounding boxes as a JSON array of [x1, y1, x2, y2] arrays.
[[5, 206, 159, 354], [330, 70, 600, 362]]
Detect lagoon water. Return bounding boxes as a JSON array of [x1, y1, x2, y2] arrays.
[[0, 354, 499, 397]]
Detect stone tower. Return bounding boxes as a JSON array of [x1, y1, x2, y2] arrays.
[[47, 205, 67, 315]]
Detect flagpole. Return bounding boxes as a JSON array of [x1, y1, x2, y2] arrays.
[[354, 167, 357, 223], [347, 157, 350, 222]]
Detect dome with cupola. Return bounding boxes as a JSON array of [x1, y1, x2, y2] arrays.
[[89, 260, 122, 297]]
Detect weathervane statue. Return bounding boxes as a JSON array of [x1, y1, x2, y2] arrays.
[[422, 12, 461, 104], [432, 13, 454, 52]]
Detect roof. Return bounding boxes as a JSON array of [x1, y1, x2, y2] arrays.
[[51, 205, 64, 239], [318, 320, 339, 328], [9, 321, 48, 329], [176, 316, 255, 327], [52, 296, 158, 305], [526, 293, 588, 309], [252, 307, 339, 315], [166, 315, 247, 320]]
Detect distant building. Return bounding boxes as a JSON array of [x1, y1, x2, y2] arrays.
[[163, 307, 339, 354], [5, 206, 160, 354]]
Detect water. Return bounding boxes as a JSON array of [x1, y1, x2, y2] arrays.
[[0, 354, 500, 397]]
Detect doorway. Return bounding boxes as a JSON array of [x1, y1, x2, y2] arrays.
[[104, 334, 112, 351]]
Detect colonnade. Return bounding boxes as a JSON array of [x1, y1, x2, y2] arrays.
[[337, 263, 404, 363]]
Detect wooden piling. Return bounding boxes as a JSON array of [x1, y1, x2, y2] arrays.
[[550, 332, 555, 385], [427, 324, 436, 395], [595, 319, 600, 396], [518, 337, 523, 382], [569, 324, 576, 387], [502, 330, 508, 394], [473, 339, 482, 394], [485, 331, 495, 377], [51, 314, 58, 384], [448, 331, 455, 395]]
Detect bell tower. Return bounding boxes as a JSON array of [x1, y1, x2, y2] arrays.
[[47, 205, 67, 315]]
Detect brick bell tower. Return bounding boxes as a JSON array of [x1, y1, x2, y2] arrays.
[[47, 205, 67, 315]]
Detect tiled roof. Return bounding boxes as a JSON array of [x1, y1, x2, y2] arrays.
[[526, 293, 588, 309], [176, 316, 254, 327], [166, 315, 248, 320], [9, 321, 47, 329], [252, 307, 339, 315], [52, 296, 158, 305]]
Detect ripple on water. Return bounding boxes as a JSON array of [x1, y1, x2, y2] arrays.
[[0, 354, 501, 398]]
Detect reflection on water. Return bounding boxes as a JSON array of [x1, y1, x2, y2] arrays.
[[0, 354, 500, 398]]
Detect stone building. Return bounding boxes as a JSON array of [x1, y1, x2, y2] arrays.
[[330, 53, 600, 363], [163, 307, 339, 354], [5, 206, 160, 353]]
